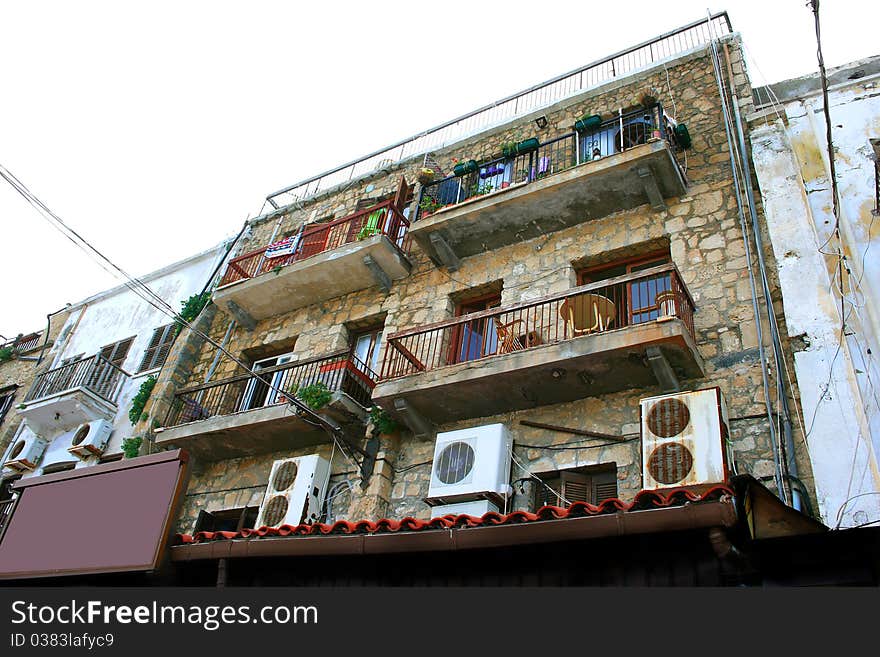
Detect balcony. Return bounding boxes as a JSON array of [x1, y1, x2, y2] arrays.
[[213, 198, 413, 324], [19, 356, 128, 433], [373, 265, 703, 426], [155, 351, 377, 460], [410, 105, 688, 270]]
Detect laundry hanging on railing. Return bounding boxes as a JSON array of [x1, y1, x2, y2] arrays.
[[265, 232, 302, 259]]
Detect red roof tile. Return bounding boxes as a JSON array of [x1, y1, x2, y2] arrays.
[[175, 485, 734, 545]]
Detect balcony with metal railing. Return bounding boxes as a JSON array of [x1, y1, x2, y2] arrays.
[[373, 265, 703, 425], [155, 350, 378, 459], [410, 104, 688, 270], [19, 355, 129, 432], [214, 194, 413, 323]]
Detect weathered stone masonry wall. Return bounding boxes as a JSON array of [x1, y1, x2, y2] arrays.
[[168, 37, 816, 532]]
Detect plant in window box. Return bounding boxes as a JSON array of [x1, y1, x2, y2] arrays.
[[452, 159, 479, 177], [296, 382, 332, 410], [419, 196, 443, 216]]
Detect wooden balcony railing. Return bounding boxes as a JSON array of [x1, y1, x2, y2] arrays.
[[380, 264, 695, 379], [219, 199, 412, 287], [164, 350, 378, 428], [24, 355, 128, 405], [416, 103, 685, 221]]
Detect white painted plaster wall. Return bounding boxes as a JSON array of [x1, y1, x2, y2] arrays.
[[750, 71, 880, 528]]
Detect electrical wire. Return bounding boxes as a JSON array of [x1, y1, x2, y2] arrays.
[[509, 449, 571, 507], [0, 163, 364, 468]]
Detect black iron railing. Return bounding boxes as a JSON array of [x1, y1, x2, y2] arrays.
[[24, 355, 128, 405], [164, 350, 378, 428], [415, 103, 682, 220]]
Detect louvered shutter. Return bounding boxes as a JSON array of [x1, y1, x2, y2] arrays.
[[137, 324, 175, 373], [560, 472, 591, 504], [592, 470, 619, 503], [99, 337, 134, 368]]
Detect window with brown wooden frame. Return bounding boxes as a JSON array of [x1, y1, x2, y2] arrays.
[[534, 464, 618, 509], [137, 323, 176, 373], [449, 291, 502, 365], [576, 250, 671, 329]]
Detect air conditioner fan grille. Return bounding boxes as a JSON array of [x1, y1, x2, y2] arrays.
[[262, 495, 289, 527], [647, 442, 694, 484], [435, 441, 475, 485], [272, 461, 299, 492], [646, 398, 690, 437]]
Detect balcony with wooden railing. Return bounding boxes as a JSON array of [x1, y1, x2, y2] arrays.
[[155, 350, 378, 459], [373, 265, 703, 425], [410, 104, 688, 270], [214, 185, 414, 323], [18, 355, 129, 432]]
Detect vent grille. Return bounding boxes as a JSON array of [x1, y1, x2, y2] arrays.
[[647, 442, 694, 484], [435, 441, 475, 485], [262, 495, 289, 527], [272, 461, 298, 492], [72, 424, 90, 446], [646, 397, 690, 437]]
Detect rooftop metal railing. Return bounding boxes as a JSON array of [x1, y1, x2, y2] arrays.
[[415, 103, 680, 220], [164, 350, 378, 428], [265, 13, 730, 209], [380, 264, 694, 380], [24, 355, 128, 405]]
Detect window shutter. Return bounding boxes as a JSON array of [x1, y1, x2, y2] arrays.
[[137, 324, 175, 373], [100, 337, 134, 368], [537, 477, 563, 508], [560, 472, 591, 504], [592, 471, 619, 503]]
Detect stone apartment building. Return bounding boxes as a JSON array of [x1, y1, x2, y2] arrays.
[[144, 14, 818, 540], [4, 13, 878, 585]]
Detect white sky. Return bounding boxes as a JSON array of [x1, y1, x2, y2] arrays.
[[1, 1, 877, 338]]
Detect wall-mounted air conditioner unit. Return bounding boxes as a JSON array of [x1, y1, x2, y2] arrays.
[[430, 499, 499, 520], [2, 426, 48, 473], [254, 455, 330, 529], [640, 387, 732, 491], [67, 419, 114, 459], [426, 423, 512, 506]]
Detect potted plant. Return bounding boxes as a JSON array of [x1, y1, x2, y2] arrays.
[[574, 113, 602, 133], [501, 141, 517, 159], [453, 159, 479, 177], [515, 137, 540, 154], [416, 167, 435, 185]]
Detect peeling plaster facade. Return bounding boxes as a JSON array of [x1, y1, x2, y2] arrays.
[[1, 244, 229, 481], [749, 55, 880, 527]]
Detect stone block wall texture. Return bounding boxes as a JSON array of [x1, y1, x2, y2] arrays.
[[161, 36, 815, 534], [0, 310, 71, 456]]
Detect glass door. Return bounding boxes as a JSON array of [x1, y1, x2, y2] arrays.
[[452, 295, 501, 364], [239, 353, 295, 411]]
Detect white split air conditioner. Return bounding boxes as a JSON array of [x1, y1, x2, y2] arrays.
[[640, 387, 732, 491], [430, 500, 499, 520], [426, 423, 512, 506], [255, 455, 331, 529], [67, 419, 114, 459], [2, 426, 48, 473]]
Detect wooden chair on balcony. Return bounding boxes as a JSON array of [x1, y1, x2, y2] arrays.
[[495, 318, 526, 355]]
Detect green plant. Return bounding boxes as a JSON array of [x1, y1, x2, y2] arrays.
[[129, 375, 157, 425], [419, 196, 443, 215], [370, 406, 398, 436], [296, 382, 332, 410], [0, 347, 14, 362], [16, 403, 25, 410], [175, 291, 211, 334], [271, 264, 284, 275], [121, 436, 142, 459]]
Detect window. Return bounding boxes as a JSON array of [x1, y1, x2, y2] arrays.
[[450, 292, 502, 364], [99, 337, 135, 369], [0, 386, 17, 426], [577, 251, 671, 327], [193, 507, 258, 533], [41, 461, 76, 475], [535, 465, 618, 509], [350, 325, 384, 375], [239, 352, 297, 411], [137, 324, 176, 373]]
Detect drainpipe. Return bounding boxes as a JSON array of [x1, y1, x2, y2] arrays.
[[36, 304, 72, 366], [706, 33, 787, 503], [721, 44, 801, 512]]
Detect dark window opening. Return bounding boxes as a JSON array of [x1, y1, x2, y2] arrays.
[[0, 387, 17, 426], [194, 507, 258, 533], [451, 291, 503, 364], [41, 461, 77, 475]]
